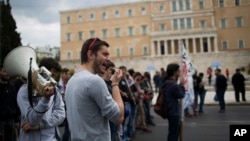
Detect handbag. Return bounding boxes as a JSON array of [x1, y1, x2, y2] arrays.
[[214, 94, 218, 102]]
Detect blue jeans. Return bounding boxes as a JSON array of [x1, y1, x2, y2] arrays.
[[122, 102, 131, 141], [167, 115, 180, 141], [217, 89, 226, 110], [128, 103, 137, 137], [198, 90, 206, 113]]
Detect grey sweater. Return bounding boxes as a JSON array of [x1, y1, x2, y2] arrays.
[[17, 84, 65, 141], [65, 70, 120, 141]]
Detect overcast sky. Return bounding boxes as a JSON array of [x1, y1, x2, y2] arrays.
[[9, 0, 140, 47]]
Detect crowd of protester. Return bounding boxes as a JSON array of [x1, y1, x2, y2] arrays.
[[0, 37, 247, 141]]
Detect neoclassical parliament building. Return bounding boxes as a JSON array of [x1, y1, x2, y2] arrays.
[[60, 0, 250, 74]]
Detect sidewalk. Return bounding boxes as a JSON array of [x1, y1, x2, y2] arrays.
[[152, 91, 250, 106], [204, 90, 250, 105]]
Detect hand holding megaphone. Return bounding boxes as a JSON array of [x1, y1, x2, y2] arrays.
[[110, 69, 122, 85], [43, 85, 55, 100]]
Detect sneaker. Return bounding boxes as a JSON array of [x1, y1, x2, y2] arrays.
[[219, 109, 225, 113], [185, 113, 193, 118], [147, 121, 156, 126], [142, 127, 152, 133]]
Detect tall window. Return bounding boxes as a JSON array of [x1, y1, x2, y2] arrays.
[[238, 40, 244, 48], [173, 19, 178, 30], [90, 30, 95, 38], [142, 25, 147, 35], [199, 0, 204, 9], [102, 12, 107, 19], [141, 7, 146, 15], [160, 4, 164, 13], [116, 48, 120, 56], [186, 0, 190, 10], [78, 32, 83, 40], [180, 18, 185, 29], [219, 0, 224, 7], [220, 19, 226, 28], [128, 26, 134, 36], [128, 9, 133, 17], [172, 1, 177, 11], [143, 46, 148, 55], [115, 10, 120, 18], [179, 0, 183, 11], [236, 17, 243, 27], [66, 33, 71, 41], [102, 29, 108, 38], [129, 48, 134, 56], [160, 24, 165, 31], [235, 0, 240, 6], [78, 15, 82, 22], [200, 20, 206, 28], [67, 16, 70, 24], [115, 28, 120, 37], [67, 52, 71, 60], [90, 13, 94, 21], [187, 18, 192, 29], [222, 41, 228, 49]]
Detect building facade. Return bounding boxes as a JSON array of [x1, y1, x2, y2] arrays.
[[60, 0, 250, 74]]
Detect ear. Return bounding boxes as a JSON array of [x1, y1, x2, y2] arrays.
[[87, 50, 95, 61]]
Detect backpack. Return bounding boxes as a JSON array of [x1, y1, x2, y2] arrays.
[[153, 81, 173, 119]]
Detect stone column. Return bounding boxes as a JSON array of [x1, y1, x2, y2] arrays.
[[200, 37, 203, 53], [157, 40, 161, 56], [214, 36, 218, 52], [185, 38, 189, 53], [193, 38, 196, 53], [151, 40, 155, 57], [164, 40, 168, 55], [207, 37, 211, 52], [171, 40, 175, 54]]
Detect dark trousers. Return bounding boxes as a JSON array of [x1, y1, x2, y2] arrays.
[[62, 119, 70, 141], [167, 115, 180, 141], [0, 120, 17, 141], [217, 90, 226, 110], [234, 87, 246, 102]]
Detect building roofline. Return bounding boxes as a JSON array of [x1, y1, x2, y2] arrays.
[[59, 0, 152, 13]]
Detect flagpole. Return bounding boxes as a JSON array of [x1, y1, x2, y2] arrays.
[[179, 41, 184, 141]]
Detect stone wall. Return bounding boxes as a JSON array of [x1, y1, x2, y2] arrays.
[[60, 50, 250, 76]]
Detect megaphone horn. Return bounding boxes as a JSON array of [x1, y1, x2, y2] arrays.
[[3, 46, 39, 79]]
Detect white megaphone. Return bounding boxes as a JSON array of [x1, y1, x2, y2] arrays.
[[3, 46, 57, 96]]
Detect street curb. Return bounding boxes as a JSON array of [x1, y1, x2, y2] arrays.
[[205, 102, 250, 106]]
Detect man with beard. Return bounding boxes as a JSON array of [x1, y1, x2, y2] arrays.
[[65, 38, 124, 141]]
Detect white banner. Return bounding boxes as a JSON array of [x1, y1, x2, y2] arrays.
[[180, 42, 196, 109]]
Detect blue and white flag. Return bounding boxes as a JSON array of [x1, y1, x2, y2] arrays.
[[180, 42, 196, 109]]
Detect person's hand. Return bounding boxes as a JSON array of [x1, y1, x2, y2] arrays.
[[111, 69, 122, 85], [21, 122, 39, 132], [43, 85, 55, 100], [179, 76, 185, 85]]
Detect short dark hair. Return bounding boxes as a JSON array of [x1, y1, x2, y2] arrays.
[[119, 66, 127, 70], [216, 68, 221, 73], [39, 58, 61, 72], [80, 38, 109, 64], [128, 69, 135, 77], [166, 63, 180, 77], [61, 68, 69, 73], [133, 72, 142, 78]]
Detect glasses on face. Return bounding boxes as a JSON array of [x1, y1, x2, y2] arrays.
[[88, 38, 99, 50]]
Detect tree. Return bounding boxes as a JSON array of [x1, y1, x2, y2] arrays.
[[0, 0, 22, 64]]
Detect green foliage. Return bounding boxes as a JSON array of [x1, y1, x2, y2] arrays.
[[0, 0, 22, 64]]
